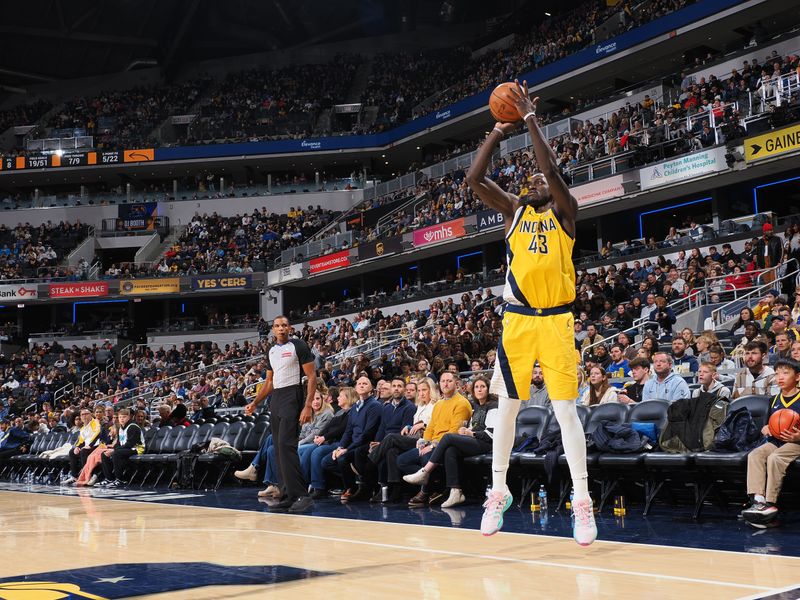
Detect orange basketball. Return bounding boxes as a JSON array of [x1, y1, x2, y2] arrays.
[[768, 408, 800, 438], [489, 82, 522, 123]]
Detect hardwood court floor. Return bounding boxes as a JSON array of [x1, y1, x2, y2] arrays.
[[1, 489, 799, 599]]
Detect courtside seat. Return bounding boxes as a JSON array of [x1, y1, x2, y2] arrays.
[[5, 432, 48, 477], [592, 401, 669, 510], [690, 395, 771, 517], [196, 421, 252, 490], [240, 420, 271, 465], [47, 431, 79, 473], [129, 426, 172, 485], [466, 406, 550, 467]]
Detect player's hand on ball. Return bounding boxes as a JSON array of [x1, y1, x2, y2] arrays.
[[510, 79, 538, 119], [494, 121, 518, 136]]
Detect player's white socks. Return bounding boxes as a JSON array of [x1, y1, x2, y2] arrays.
[[491, 396, 521, 494], [551, 400, 590, 501]]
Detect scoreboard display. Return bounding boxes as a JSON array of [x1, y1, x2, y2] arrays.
[[0, 149, 153, 171]]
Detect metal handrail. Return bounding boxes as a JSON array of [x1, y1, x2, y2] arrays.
[[329, 294, 498, 370], [111, 353, 264, 410], [711, 259, 800, 329]]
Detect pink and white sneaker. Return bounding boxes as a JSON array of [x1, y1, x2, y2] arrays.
[[480, 489, 513, 536], [572, 498, 597, 546]]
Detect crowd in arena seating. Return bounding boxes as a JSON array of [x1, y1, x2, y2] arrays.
[[357, 0, 693, 135], [0, 338, 271, 435], [0, 99, 52, 139], [47, 77, 212, 151], [146, 206, 335, 275], [2, 0, 699, 151], [182, 57, 359, 145], [0, 221, 89, 280]]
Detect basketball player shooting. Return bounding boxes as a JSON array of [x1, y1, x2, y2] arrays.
[[465, 80, 597, 546]]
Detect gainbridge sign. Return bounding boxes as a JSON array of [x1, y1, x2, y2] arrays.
[[0, 284, 38, 300], [744, 124, 800, 163]]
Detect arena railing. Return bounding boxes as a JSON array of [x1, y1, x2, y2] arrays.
[[710, 259, 800, 330], [328, 294, 498, 371], [578, 267, 779, 362], [112, 353, 264, 412]]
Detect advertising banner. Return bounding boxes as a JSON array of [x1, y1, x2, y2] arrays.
[[476, 210, 505, 232], [49, 282, 109, 299], [191, 275, 253, 291], [572, 174, 626, 205], [117, 203, 158, 231], [309, 250, 351, 275], [0, 284, 39, 300], [639, 147, 727, 191], [744, 123, 800, 163], [412, 218, 466, 248], [120, 278, 180, 295], [357, 236, 403, 260]]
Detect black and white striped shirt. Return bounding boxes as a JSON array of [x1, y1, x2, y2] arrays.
[[266, 339, 314, 389]]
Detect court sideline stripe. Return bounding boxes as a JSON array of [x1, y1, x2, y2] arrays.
[[1, 520, 773, 592], [6, 487, 800, 566]]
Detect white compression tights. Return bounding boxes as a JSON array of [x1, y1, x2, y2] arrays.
[[491, 397, 590, 500]]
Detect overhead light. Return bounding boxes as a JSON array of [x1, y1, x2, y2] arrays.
[[381, 154, 386, 157], [385, 161, 389, 165], [416, 146, 420, 150], [544, 12, 551, 16]]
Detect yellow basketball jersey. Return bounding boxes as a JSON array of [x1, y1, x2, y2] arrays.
[[502, 205, 575, 309]]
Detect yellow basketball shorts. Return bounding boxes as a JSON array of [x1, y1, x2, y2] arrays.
[[490, 307, 578, 401]]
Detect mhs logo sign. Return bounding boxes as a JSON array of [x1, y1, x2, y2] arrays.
[[413, 218, 466, 248]]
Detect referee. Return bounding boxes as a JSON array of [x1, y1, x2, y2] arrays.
[[245, 316, 317, 513]]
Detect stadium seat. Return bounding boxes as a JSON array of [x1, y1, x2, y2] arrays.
[[690, 395, 771, 517], [196, 421, 251, 490], [594, 401, 670, 510]]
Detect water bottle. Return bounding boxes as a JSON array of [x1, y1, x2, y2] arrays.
[[538, 485, 548, 513], [530, 490, 540, 512], [26, 471, 33, 486], [566, 488, 574, 510]]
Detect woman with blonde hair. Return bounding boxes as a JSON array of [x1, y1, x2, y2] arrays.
[[374, 377, 439, 503], [580, 367, 620, 406], [301, 386, 358, 498]]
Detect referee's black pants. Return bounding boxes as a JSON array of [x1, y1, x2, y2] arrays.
[[270, 386, 307, 499]]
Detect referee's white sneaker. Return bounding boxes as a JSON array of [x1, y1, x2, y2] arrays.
[[572, 498, 598, 546]]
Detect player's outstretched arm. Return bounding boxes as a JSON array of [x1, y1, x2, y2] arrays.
[[510, 80, 578, 236], [466, 122, 520, 228]]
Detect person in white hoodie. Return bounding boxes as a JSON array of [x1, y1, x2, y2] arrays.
[[692, 363, 731, 402]]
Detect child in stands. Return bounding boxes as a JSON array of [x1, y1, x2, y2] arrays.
[[743, 359, 800, 527]]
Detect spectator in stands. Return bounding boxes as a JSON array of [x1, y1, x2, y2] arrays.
[[378, 376, 438, 503], [0, 418, 31, 459], [708, 344, 736, 374], [99, 408, 142, 488], [303, 387, 356, 500], [191, 396, 215, 423], [361, 378, 416, 499], [618, 358, 651, 404], [671, 337, 699, 375], [642, 352, 691, 402], [770, 332, 793, 365], [403, 375, 497, 508], [694, 334, 714, 364], [326, 376, 381, 503], [755, 224, 784, 284], [521, 365, 549, 408], [63, 408, 102, 485], [743, 359, 800, 527], [733, 341, 777, 399], [580, 323, 604, 353], [580, 367, 619, 406], [396, 372, 471, 507], [693, 363, 731, 402], [606, 344, 631, 389]]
